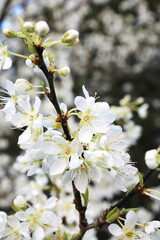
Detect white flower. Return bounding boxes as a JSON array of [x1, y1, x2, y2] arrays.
[[0, 211, 7, 236], [0, 43, 12, 70], [144, 220, 160, 236], [138, 103, 149, 119], [115, 164, 138, 192], [99, 125, 129, 168], [108, 210, 141, 239], [11, 96, 41, 128], [75, 85, 115, 143], [62, 162, 100, 193], [35, 21, 50, 37], [111, 106, 132, 121], [10, 96, 43, 149], [123, 121, 142, 146], [145, 149, 160, 169], [0, 79, 23, 121], [2, 216, 30, 240], [15, 197, 61, 240], [43, 136, 83, 175], [17, 149, 46, 176]]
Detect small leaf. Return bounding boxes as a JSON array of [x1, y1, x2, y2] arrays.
[[121, 208, 139, 215], [126, 184, 136, 196], [106, 207, 120, 223], [27, 38, 37, 53], [81, 188, 89, 206], [138, 172, 144, 186]]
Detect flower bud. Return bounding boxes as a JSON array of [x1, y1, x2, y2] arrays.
[[14, 195, 26, 208], [145, 149, 159, 169], [3, 28, 19, 38], [135, 97, 144, 105], [61, 29, 79, 46], [14, 78, 34, 93], [23, 21, 35, 33], [35, 21, 50, 37], [57, 66, 70, 77]]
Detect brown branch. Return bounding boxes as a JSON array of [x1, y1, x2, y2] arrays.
[[36, 45, 71, 141], [35, 44, 88, 234], [80, 169, 155, 233], [72, 181, 88, 231]]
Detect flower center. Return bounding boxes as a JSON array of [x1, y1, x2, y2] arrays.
[[83, 115, 90, 122], [64, 146, 72, 155]]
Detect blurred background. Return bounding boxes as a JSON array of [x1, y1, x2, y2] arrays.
[[0, 0, 160, 239]]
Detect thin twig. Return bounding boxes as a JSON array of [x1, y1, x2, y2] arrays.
[[36, 45, 71, 141], [83, 169, 155, 232], [72, 182, 88, 230], [35, 44, 88, 234]]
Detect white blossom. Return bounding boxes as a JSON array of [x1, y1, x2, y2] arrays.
[[75, 85, 115, 143], [0, 43, 12, 70]]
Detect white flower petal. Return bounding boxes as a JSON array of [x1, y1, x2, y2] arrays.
[[27, 162, 39, 176], [50, 157, 67, 175], [8, 216, 20, 228], [125, 210, 137, 228], [108, 224, 123, 237], [78, 125, 93, 143], [82, 85, 89, 98], [15, 211, 28, 222], [33, 225, 44, 240], [44, 197, 57, 209], [2, 57, 12, 69]]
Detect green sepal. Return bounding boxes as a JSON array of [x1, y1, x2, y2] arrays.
[[26, 37, 37, 53], [138, 172, 144, 187], [106, 207, 120, 223], [10, 201, 22, 212], [126, 184, 136, 196], [121, 208, 139, 215], [41, 81, 47, 92], [11, 202, 19, 212], [62, 232, 68, 240], [81, 188, 89, 206], [18, 16, 28, 35], [71, 233, 81, 240], [54, 229, 69, 240]]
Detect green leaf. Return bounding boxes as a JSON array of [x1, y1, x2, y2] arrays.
[[138, 172, 144, 186], [18, 16, 29, 36], [121, 208, 139, 215], [18, 16, 24, 28], [106, 207, 120, 223], [81, 188, 89, 206], [126, 184, 136, 196], [27, 38, 37, 53]]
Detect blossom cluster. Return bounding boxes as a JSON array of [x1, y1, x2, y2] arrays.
[[109, 210, 160, 240], [0, 16, 160, 240], [1, 79, 138, 193]]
